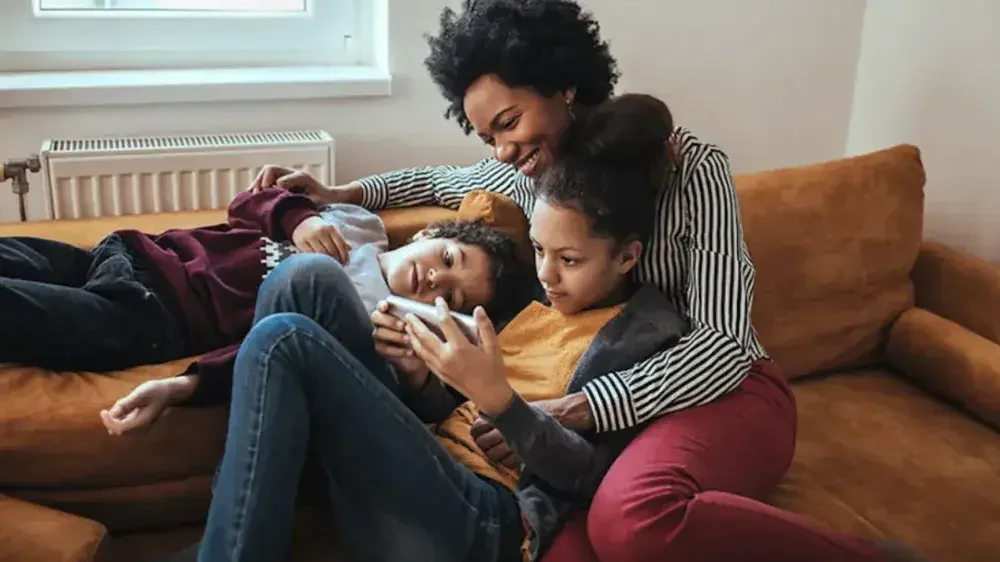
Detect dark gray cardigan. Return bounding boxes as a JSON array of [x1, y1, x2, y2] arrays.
[[480, 284, 689, 559]]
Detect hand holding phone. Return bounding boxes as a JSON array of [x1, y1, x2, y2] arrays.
[[371, 300, 430, 387], [384, 295, 480, 344], [401, 298, 516, 417]]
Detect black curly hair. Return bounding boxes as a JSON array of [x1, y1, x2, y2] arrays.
[[418, 218, 531, 321], [425, 0, 620, 134], [535, 94, 676, 247]]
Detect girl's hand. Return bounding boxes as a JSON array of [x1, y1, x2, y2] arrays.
[[100, 376, 196, 436], [371, 300, 430, 388], [405, 298, 514, 416]]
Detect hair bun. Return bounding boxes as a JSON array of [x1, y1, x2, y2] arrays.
[[536, 93, 676, 247], [564, 93, 674, 172]]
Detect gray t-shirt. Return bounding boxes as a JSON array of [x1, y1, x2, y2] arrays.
[[259, 204, 391, 314]]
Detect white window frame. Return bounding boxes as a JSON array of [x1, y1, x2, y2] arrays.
[[0, 0, 391, 109]]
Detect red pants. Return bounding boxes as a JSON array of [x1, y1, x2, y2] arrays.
[[542, 359, 885, 562]]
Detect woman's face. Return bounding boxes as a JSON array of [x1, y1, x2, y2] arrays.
[[529, 199, 641, 315], [463, 74, 573, 179]]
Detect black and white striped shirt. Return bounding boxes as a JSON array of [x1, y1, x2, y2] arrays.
[[358, 127, 768, 433]]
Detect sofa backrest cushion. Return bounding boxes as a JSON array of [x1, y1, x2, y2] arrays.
[[736, 145, 925, 378]]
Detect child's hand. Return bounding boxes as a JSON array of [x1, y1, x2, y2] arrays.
[[292, 216, 351, 265], [371, 300, 430, 388], [406, 298, 514, 416], [100, 376, 195, 436]]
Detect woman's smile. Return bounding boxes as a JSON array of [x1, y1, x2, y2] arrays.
[[517, 148, 543, 177]]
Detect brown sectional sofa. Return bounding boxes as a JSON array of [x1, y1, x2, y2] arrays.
[[1, 145, 998, 562]]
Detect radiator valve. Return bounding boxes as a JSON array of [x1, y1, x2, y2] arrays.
[[1, 155, 42, 221]]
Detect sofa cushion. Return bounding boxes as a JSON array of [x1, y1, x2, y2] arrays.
[[0, 493, 107, 562], [0, 359, 226, 530], [456, 189, 533, 263], [12, 475, 216, 533], [378, 206, 454, 248], [736, 145, 925, 378], [99, 508, 342, 562], [773, 369, 1000, 562]]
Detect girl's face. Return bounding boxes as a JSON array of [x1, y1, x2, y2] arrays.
[[463, 74, 574, 179], [529, 199, 642, 315]]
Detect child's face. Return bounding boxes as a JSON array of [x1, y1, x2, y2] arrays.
[[378, 238, 494, 312], [530, 199, 641, 315]]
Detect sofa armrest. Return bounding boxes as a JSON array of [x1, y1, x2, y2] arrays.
[[0, 494, 107, 562], [886, 308, 1000, 431], [913, 241, 1000, 344]]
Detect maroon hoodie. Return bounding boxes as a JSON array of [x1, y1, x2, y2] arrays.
[[115, 189, 319, 403]]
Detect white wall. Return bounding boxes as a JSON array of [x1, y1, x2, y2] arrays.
[[846, 0, 1000, 263], [0, 0, 866, 224]]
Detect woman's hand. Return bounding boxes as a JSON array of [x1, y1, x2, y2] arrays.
[[471, 416, 521, 468], [405, 298, 514, 416], [100, 375, 197, 436], [470, 394, 595, 468], [371, 300, 430, 388], [248, 165, 362, 207]]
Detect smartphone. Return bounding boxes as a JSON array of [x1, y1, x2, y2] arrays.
[[384, 295, 480, 344]]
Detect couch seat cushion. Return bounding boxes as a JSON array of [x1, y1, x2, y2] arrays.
[[773, 369, 1000, 562], [0, 360, 227, 530], [101, 507, 342, 562], [0, 493, 107, 562]]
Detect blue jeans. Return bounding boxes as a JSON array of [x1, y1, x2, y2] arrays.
[[197, 254, 524, 562]]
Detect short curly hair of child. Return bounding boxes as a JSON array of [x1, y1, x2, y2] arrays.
[[424, 0, 621, 134], [418, 218, 531, 322]]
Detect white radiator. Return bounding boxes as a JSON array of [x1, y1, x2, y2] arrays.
[[38, 130, 335, 220]]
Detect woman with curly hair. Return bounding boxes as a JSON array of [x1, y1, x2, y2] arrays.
[[250, 2, 931, 561]]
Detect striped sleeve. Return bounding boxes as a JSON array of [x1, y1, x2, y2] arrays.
[[355, 158, 536, 214], [581, 149, 756, 432]]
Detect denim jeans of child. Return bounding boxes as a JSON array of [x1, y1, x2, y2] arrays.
[[197, 253, 525, 562]]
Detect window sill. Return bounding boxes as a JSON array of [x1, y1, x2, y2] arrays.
[[0, 65, 392, 109]]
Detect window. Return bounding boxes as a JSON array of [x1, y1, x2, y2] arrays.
[[38, 1, 307, 12], [0, 0, 373, 72]]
